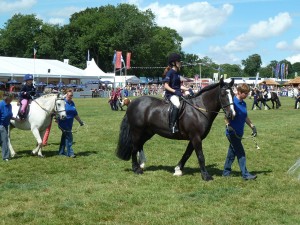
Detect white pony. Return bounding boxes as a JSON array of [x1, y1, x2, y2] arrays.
[[9, 93, 67, 157]]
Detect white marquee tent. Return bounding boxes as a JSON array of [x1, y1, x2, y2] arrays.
[[0, 56, 86, 79]]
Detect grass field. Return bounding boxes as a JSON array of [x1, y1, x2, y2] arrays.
[[0, 95, 300, 225]]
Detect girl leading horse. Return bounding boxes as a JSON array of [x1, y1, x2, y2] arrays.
[[116, 78, 235, 181]]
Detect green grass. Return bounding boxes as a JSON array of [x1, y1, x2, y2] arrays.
[[1, 96, 300, 225]]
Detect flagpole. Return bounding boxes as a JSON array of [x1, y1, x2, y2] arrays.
[[33, 41, 37, 81]]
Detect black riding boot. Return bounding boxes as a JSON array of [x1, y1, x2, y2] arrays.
[[169, 107, 179, 133]]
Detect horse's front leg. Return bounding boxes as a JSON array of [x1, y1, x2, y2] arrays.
[[31, 127, 44, 157], [173, 141, 194, 176], [192, 137, 213, 181]]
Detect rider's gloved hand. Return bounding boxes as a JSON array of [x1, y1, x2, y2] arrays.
[[174, 90, 183, 97], [188, 88, 194, 96], [79, 121, 85, 126], [251, 125, 257, 137]]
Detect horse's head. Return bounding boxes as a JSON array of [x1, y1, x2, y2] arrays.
[[219, 78, 236, 120], [55, 93, 67, 120]]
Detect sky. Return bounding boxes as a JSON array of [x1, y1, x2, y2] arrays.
[[0, 0, 300, 66]]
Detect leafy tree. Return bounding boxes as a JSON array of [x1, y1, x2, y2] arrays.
[[292, 62, 300, 77], [241, 54, 262, 77], [64, 3, 183, 77], [220, 64, 243, 77], [0, 14, 43, 58]]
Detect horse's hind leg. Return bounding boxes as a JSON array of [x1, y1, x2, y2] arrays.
[[7, 126, 16, 158], [131, 132, 153, 174], [174, 141, 194, 176], [31, 128, 44, 157], [132, 146, 143, 174]]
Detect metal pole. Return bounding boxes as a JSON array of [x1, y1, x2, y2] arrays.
[[199, 63, 202, 89]]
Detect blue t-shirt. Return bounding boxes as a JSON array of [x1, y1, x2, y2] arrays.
[[164, 69, 181, 99], [58, 99, 78, 131], [227, 96, 247, 136], [0, 100, 13, 128]]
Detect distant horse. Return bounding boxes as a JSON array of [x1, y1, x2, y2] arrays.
[[9, 93, 67, 157], [116, 78, 235, 181], [256, 90, 281, 109]]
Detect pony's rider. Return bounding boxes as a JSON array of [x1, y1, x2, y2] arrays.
[[261, 81, 268, 100], [163, 53, 193, 133], [18, 74, 36, 119]]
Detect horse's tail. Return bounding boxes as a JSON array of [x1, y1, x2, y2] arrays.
[[116, 114, 132, 161]]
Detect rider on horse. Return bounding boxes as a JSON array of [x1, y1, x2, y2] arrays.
[[163, 53, 193, 133], [261, 81, 268, 100], [18, 74, 36, 119]]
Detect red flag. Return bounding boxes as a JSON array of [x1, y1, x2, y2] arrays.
[[115, 51, 122, 69], [126, 52, 131, 69]]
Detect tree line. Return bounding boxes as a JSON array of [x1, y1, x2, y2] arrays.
[[1, 3, 300, 79]]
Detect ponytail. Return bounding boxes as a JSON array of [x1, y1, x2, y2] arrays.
[[162, 66, 171, 78]]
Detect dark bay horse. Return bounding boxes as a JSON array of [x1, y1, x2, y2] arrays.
[[256, 90, 281, 109], [116, 78, 235, 181]]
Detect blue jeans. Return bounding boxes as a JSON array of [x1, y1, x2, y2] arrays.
[[223, 132, 251, 178], [0, 125, 10, 160], [58, 131, 75, 157]]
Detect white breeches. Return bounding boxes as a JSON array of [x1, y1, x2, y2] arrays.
[[170, 95, 180, 108]]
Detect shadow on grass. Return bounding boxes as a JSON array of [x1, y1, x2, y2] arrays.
[[13, 149, 98, 158], [129, 164, 273, 177]]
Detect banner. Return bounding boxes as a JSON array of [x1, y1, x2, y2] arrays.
[[112, 50, 116, 65], [285, 64, 289, 78], [280, 63, 285, 80], [275, 63, 280, 79], [115, 51, 122, 69], [126, 52, 131, 69]]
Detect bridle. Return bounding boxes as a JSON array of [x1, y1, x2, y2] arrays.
[[182, 86, 234, 115], [54, 97, 66, 114], [34, 95, 66, 116]]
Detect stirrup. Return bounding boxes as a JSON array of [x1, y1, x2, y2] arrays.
[[171, 126, 179, 133]]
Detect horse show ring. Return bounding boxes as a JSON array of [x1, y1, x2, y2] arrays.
[[3, 86, 300, 224]]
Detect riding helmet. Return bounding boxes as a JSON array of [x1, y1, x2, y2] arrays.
[[24, 74, 33, 81], [168, 53, 181, 66]]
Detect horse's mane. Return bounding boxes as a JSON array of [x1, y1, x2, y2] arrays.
[[192, 82, 220, 98], [38, 93, 58, 99]]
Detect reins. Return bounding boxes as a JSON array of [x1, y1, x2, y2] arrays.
[[181, 97, 224, 114], [227, 126, 260, 149], [34, 95, 66, 115]]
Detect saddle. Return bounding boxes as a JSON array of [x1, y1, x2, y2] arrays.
[[165, 98, 186, 123]]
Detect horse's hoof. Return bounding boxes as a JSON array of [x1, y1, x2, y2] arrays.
[[173, 170, 183, 176], [31, 151, 36, 156], [173, 166, 183, 176], [201, 173, 213, 181], [38, 155, 45, 158], [134, 168, 144, 175], [140, 162, 145, 169]]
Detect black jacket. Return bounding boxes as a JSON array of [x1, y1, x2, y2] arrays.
[[19, 84, 36, 100]]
